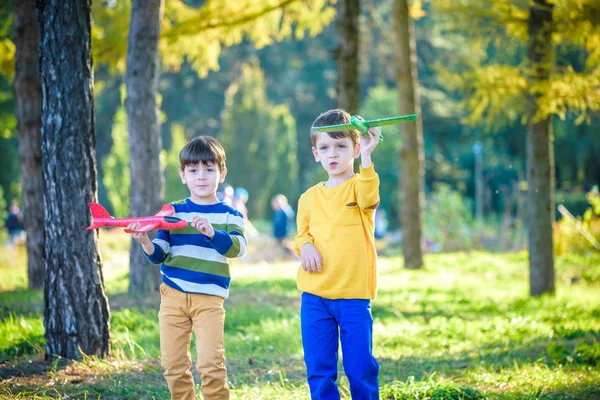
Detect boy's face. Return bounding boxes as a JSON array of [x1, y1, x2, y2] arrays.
[[312, 132, 360, 178], [178, 161, 227, 205]]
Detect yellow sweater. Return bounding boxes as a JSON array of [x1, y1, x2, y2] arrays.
[[293, 165, 380, 300]]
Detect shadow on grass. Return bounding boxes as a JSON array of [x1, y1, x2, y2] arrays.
[[0, 358, 170, 399], [0, 357, 71, 380], [380, 329, 599, 377]]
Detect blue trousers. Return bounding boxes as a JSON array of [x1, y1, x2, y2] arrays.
[[301, 292, 379, 400]]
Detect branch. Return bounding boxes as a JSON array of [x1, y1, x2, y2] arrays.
[[163, 0, 299, 39]]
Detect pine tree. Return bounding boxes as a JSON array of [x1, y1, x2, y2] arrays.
[[37, 0, 110, 359]]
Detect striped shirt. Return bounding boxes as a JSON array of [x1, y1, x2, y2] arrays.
[[144, 198, 246, 298]]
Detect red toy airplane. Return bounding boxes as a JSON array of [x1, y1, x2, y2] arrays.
[[87, 203, 188, 233]]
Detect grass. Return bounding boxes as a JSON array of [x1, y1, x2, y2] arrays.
[[0, 230, 599, 399]]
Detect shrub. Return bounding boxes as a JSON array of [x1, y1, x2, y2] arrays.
[[424, 184, 474, 252]]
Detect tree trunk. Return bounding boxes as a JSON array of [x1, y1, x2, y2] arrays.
[[13, 0, 44, 290], [526, 0, 555, 296], [393, 0, 424, 269], [336, 0, 360, 115], [125, 0, 165, 295], [37, 0, 110, 359]]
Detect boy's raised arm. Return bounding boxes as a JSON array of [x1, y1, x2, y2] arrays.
[[356, 165, 380, 211], [356, 127, 381, 211]]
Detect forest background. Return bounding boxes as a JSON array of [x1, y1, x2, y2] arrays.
[[0, 0, 597, 253], [1, 0, 600, 398]]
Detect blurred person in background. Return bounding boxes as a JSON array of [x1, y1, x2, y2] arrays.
[[217, 184, 234, 206], [271, 194, 294, 248], [6, 200, 25, 247], [232, 187, 258, 238]]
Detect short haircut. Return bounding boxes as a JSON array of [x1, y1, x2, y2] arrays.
[[310, 109, 360, 146], [179, 136, 226, 172]]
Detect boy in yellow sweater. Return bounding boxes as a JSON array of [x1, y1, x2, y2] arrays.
[[294, 109, 381, 399]]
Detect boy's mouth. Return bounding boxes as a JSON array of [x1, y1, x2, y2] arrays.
[[329, 162, 338, 168]]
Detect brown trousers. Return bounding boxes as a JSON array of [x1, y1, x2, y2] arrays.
[[159, 283, 229, 400]]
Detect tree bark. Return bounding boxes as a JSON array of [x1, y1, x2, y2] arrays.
[[393, 0, 424, 269], [125, 0, 165, 295], [36, 0, 110, 359], [527, 0, 555, 296], [13, 0, 44, 290], [336, 0, 360, 115]]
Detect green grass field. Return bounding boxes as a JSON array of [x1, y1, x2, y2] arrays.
[[1, 231, 599, 399]]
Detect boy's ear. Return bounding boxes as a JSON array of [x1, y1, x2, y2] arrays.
[[219, 167, 228, 183], [178, 168, 186, 184], [353, 143, 360, 159], [312, 147, 320, 162]]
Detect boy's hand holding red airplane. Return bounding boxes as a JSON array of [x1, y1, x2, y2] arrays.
[[191, 215, 214, 238], [127, 222, 155, 254]]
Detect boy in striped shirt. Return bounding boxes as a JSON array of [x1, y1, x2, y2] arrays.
[[129, 136, 245, 400]]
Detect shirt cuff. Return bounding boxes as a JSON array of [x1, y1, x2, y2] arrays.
[[144, 243, 165, 265], [207, 229, 234, 255], [359, 163, 376, 176]]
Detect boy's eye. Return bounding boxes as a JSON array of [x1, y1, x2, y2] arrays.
[[319, 146, 327, 151], [338, 145, 346, 149]]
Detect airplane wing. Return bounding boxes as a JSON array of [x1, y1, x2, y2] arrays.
[[312, 114, 418, 134], [124, 221, 161, 233], [311, 123, 355, 132], [154, 204, 175, 217], [363, 114, 418, 128]]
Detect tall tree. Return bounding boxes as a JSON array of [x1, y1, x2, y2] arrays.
[[432, 0, 600, 293], [37, 0, 110, 359], [12, 0, 43, 289], [526, 0, 555, 295], [393, 0, 424, 269], [125, 0, 165, 295], [336, 0, 360, 114]]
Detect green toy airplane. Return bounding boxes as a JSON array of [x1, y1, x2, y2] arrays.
[[311, 114, 418, 142]]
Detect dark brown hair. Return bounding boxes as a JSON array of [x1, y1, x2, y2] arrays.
[[310, 109, 360, 146], [179, 136, 226, 172]]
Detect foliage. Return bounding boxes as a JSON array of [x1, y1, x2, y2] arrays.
[[268, 104, 299, 208], [0, 185, 6, 242], [160, 0, 336, 77], [424, 183, 474, 251], [1, 242, 600, 397], [556, 190, 591, 217], [432, 0, 600, 129], [0, 137, 19, 204], [88, 0, 337, 77], [219, 61, 298, 219], [102, 107, 130, 218], [0, 3, 13, 81], [1, 0, 600, 245], [163, 123, 191, 203], [91, 0, 131, 74], [555, 185, 600, 256], [0, 39, 14, 81]]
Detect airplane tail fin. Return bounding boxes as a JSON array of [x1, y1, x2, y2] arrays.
[[87, 203, 113, 230]]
